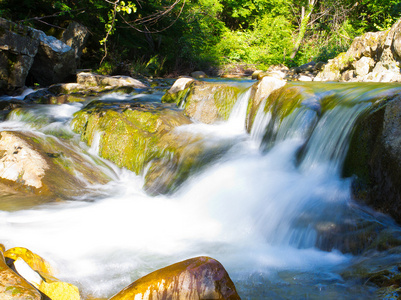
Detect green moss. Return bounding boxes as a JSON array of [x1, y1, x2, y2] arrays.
[[161, 87, 191, 106], [214, 86, 241, 120]]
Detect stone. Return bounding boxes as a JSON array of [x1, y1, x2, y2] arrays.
[[0, 18, 40, 93], [109, 256, 240, 300], [71, 99, 192, 175], [0, 132, 49, 189], [180, 81, 242, 124], [6, 251, 81, 300], [0, 130, 110, 208], [76, 72, 148, 89], [190, 71, 207, 78], [4, 247, 54, 278], [354, 56, 375, 77], [0, 251, 41, 300], [29, 30, 76, 86], [61, 21, 90, 64]]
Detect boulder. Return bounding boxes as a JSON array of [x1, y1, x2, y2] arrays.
[[315, 18, 401, 83], [0, 251, 41, 300], [29, 31, 76, 86], [5, 249, 81, 300], [344, 94, 401, 224], [71, 99, 192, 175], [0, 18, 40, 93], [76, 72, 148, 89], [61, 22, 90, 65], [190, 71, 207, 78], [0, 130, 110, 209], [246, 76, 287, 130], [109, 256, 240, 300], [171, 81, 242, 124], [161, 76, 194, 105]]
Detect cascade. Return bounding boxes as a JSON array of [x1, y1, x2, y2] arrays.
[[0, 81, 401, 299]]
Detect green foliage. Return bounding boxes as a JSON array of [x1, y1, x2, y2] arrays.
[[1, 0, 400, 76]]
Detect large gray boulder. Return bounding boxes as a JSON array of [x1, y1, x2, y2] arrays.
[[0, 18, 40, 93], [29, 31, 76, 86]]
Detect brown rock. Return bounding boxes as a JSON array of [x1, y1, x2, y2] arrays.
[[109, 256, 241, 300], [0, 251, 41, 300]]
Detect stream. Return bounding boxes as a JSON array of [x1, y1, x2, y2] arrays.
[[0, 80, 401, 299]]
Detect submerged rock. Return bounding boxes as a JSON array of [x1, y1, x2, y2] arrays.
[[109, 256, 240, 300]]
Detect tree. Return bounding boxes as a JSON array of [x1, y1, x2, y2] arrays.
[[290, 0, 317, 59]]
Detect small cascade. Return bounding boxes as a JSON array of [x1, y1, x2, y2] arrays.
[[226, 87, 252, 132], [2, 81, 401, 299]]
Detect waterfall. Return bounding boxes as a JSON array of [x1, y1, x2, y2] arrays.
[[226, 87, 252, 132], [1, 82, 401, 299]]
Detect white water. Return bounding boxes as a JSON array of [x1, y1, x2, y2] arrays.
[[0, 85, 398, 298]]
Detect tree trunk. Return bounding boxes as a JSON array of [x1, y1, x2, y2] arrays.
[[290, 0, 316, 59]]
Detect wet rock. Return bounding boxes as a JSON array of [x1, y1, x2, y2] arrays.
[[29, 31, 76, 86], [0, 18, 40, 93], [180, 81, 242, 124], [109, 256, 240, 300], [247, 76, 287, 130], [161, 76, 194, 105], [5, 248, 81, 300], [71, 100, 191, 175], [344, 94, 401, 224], [0, 130, 110, 208], [0, 250, 41, 300]]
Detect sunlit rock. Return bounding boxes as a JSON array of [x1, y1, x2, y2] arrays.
[[71, 100, 191, 175], [0, 130, 110, 208], [4, 247, 54, 279], [316, 18, 401, 83], [109, 256, 240, 300], [77, 72, 148, 89], [247, 76, 286, 130], [0, 132, 48, 189], [0, 251, 41, 300], [5, 250, 81, 300], [161, 76, 194, 105]]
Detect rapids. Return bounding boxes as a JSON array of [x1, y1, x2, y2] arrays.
[[0, 82, 401, 299]]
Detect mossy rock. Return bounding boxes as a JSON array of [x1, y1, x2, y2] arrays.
[[181, 81, 242, 124], [71, 100, 192, 175], [144, 130, 234, 195]]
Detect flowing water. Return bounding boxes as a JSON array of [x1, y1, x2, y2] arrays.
[[1, 82, 401, 299]]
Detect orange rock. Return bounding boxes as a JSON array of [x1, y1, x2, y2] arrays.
[[110, 256, 240, 300]]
